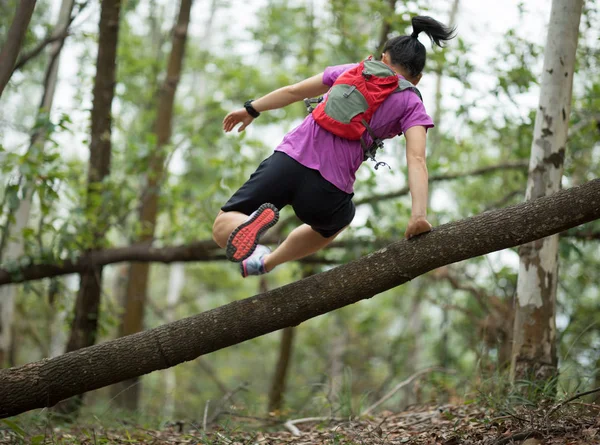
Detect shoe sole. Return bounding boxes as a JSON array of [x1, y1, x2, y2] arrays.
[[226, 203, 279, 262]]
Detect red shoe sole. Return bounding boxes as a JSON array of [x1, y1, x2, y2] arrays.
[[226, 203, 279, 262]]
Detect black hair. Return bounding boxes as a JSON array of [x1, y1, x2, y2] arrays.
[[383, 15, 456, 77]]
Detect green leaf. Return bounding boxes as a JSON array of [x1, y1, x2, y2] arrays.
[[2, 419, 26, 438], [6, 184, 20, 211], [31, 435, 45, 445]]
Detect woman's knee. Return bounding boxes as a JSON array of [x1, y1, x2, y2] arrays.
[[212, 211, 227, 248]]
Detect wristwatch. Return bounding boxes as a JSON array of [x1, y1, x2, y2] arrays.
[[244, 100, 260, 118]]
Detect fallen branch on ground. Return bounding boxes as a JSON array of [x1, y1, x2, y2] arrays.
[[360, 367, 449, 417]]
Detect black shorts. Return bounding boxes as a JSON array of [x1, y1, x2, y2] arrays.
[[221, 151, 355, 238]]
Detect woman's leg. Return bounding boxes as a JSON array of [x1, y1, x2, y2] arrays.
[[263, 224, 346, 272], [212, 210, 248, 248]]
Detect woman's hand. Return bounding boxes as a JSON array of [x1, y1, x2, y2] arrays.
[[223, 108, 254, 133], [405, 215, 432, 239]]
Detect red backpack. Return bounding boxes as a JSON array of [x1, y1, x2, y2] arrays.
[[310, 57, 422, 167]]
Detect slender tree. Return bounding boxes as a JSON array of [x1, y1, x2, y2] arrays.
[[0, 178, 599, 418], [59, 0, 122, 415], [510, 0, 584, 384], [0, 0, 75, 369], [0, 0, 37, 98], [162, 263, 185, 419], [114, 0, 193, 410], [266, 269, 313, 413]]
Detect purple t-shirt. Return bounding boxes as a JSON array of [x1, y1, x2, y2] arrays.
[[275, 63, 434, 194]]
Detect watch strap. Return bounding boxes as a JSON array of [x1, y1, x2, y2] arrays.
[[244, 100, 260, 118]]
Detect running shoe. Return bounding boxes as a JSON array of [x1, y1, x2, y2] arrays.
[[240, 245, 271, 277], [225, 203, 279, 262]]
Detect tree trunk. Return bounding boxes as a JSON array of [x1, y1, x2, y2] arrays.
[[163, 263, 185, 419], [0, 196, 32, 367], [59, 0, 121, 415], [510, 0, 583, 385], [114, 0, 193, 410], [402, 292, 423, 408], [0, 0, 37, 98], [328, 317, 346, 401], [1, 179, 599, 418], [266, 267, 312, 414], [0, 0, 75, 368], [267, 326, 295, 413]]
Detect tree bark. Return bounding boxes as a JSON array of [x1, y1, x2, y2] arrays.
[[59, 0, 121, 415], [510, 0, 583, 384], [0, 0, 37, 98], [0, 179, 599, 418], [114, 0, 193, 410]]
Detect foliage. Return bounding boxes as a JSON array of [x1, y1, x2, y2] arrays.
[[0, 0, 599, 434]]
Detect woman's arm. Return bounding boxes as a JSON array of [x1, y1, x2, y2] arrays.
[[223, 73, 329, 133], [404, 125, 433, 238]]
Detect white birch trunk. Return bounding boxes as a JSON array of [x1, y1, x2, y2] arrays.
[[510, 0, 584, 382], [163, 263, 185, 419], [0, 196, 32, 366], [0, 0, 75, 366]]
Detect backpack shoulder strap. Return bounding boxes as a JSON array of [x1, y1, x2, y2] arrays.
[[362, 59, 396, 78], [396, 79, 423, 102]]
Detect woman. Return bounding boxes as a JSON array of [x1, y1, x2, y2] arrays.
[[213, 16, 455, 277]]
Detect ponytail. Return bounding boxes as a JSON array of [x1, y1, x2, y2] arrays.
[[383, 15, 456, 77], [410, 15, 456, 48]]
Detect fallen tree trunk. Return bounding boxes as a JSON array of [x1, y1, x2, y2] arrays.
[[0, 179, 599, 418]]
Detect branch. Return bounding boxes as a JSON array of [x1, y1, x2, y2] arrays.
[[434, 268, 491, 314], [546, 386, 600, 418], [493, 430, 543, 445], [1, 226, 599, 288], [355, 161, 528, 206], [569, 113, 600, 136], [0, 224, 598, 287], [0, 241, 338, 285], [276, 160, 529, 231], [1, 179, 598, 418], [0, 0, 37, 98], [283, 417, 335, 437], [561, 229, 600, 241], [0, 240, 218, 285], [12, 0, 90, 74], [360, 367, 447, 417], [12, 29, 70, 73]]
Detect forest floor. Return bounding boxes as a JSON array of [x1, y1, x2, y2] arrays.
[[2, 402, 600, 444]]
